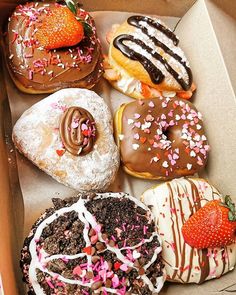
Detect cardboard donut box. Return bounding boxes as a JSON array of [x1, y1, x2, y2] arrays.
[[0, 0, 236, 294]]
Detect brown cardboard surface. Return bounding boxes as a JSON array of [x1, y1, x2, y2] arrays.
[[0, 0, 236, 294]]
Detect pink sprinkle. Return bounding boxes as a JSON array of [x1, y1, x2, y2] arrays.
[[73, 266, 82, 276], [45, 278, 54, 289], [82, 290, 89, 295], [95, 224, 102, 233], [133, 133, 140, 140], [148, 101, 155, 108], [138, 100, 144, 106], [91, 234, 98, 244], [146, 114, 154, 122], [168, 110, 173, 117], [81, 123, 88, 131], [144, 128, 151, 134], [28, 70, 33, 80], [134, 113, 141, 119], [143, 225, 148, 235], [111, 235, 116, 241], [71, 121, 79, 128], [112, 274, 120, 288], [120, 264, 128, 271], [134, 122, 141, 128]]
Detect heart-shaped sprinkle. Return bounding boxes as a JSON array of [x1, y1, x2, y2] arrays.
[[133, 133, 140, 140], [128, 119, 134, 125], [132, 143, 140, 150], [134, 122, 141, 128], [148, 101, 155, 107], [71, 121, 79, 129], [196, 124, 202, 130], [140, 137, 147, 144], [190, 150, 196, 157], [112, 274, 120, 288], [153, 142, 159, 148], [134, 113, 141, 119], [120, 264, 129, 271], [149, 139, 154, 145], [175, 115, 180, 120], [81, 123, 88, 130], [56, 149, 65, 156], [187, 163, 192, 170], [73, 266, 82, 276], [162, 161, 169, 168], [173, 153, 179, 160], [141, 122, 151, 130], [144, 129, 151, 134], [146, 114, 154, 122], [114, 261, 122, 270], [82, 246, 92, 255]]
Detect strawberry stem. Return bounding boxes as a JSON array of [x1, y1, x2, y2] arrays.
[[220, 195, 236, 222], [64, 0, 93, 36]]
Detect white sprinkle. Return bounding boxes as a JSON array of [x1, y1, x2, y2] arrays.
[[118, 134, 124, 141], [152, 157, 159, 162], [190, 151, 196, 157], [9, 54, 14, 60], [187, 163, 192, 170], [128, 119, 134, 125], [202, 135, 207, 141], [196, 124, 202, 130], [175, 115, 181, 121], [162, 161, 169, 168], [141, 122, 151, 130], [133, 250, 141, 259], [132, 144, 140, 150]]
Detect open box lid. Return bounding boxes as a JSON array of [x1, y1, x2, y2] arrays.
[[0, 0, 236, 294]]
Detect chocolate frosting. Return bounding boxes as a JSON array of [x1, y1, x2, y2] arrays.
[[60, 106, 96, 156], [113, 15, 192, 91], [4, 2, 103, 92], [119, 97, 209, 179]]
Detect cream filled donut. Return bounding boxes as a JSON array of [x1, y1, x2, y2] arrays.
[[21, 192, 165, 294], [104, 15, 195, 100], [115, 97, 209, 180], [12, 88, 119, 191], [141, 178, 236, 284]]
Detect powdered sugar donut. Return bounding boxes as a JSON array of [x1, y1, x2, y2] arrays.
[[21, 192, 165, 294], [12, 88, 119, 191]]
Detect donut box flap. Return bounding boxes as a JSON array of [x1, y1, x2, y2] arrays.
[[0, 0, 236, 295]]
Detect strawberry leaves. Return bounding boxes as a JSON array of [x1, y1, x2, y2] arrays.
[[64, 0, 93, 36], [221, 195, 236, 222]]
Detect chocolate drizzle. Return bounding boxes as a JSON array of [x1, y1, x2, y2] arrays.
[[113, 15, 192, 90], [60, 106, 96, 156]]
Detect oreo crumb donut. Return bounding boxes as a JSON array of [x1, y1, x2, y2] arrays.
[[115, 97, 209, 179], [21, 192, 165, 294]]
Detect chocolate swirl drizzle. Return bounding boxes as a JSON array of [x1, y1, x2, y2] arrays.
[[60, 107, 96, 156], [113, 15, 192, 90]]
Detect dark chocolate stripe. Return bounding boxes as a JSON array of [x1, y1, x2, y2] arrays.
[[127, 16, 192, 90], [128, 15, 179, 46], [113, 15, 192, 90]]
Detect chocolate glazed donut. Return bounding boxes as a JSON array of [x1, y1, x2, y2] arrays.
[[116, 97, 209, 179]]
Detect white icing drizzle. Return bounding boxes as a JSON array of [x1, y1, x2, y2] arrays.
[[28, 193, 165, 294]]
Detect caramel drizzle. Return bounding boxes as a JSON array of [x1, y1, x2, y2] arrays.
[[113, 15, 192, 90], [60, 107, 96, 156]]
